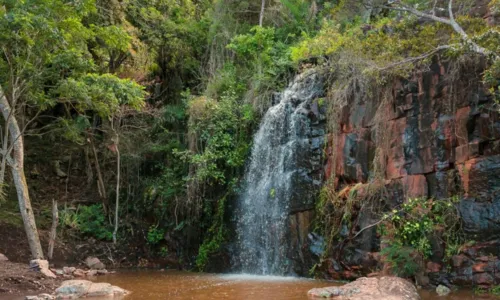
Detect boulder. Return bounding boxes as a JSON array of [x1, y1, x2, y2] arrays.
[[55, 280, 129, 298], [86, 283, 128, 297], [436, 285, 451, 296], [97, 269, 108, 275], [25, 294, 55, 300], [29, 259, 56, 279], [0, 253, 8, 261], [55, 280, 92, 298], [63, 266, 76, 275], [86, 269, 98, 277], [53, 269, 64, 276], [85, 257, 105, 270], [308, 277, 420, 300], [73, 269, 86, 278]]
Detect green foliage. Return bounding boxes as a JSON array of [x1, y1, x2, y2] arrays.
[[205, 64, 246, 100], [382, 197, 461, 257], [58, 116, 91, 145], [147, 226, 165, 245], [0, 0, 95, 106], [55, 73, 146, 118], [126, 0, 209, 97], [289, 5, 498, 82], [186, 90, 254, 184], [196, 195, 227, 270], [159, 246, 169, 257], [60, 205, 113, 241], [223, 26, 295, 113], [229, 27, 279, 68], [381, 241, 420, 277], [379, 197, 463, 276], [474, 284, 500, 296], [290, 17, 453, 76]]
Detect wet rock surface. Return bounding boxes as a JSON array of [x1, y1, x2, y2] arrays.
[[52, 280, 128, 298], [315, 59, 500, 286], [308, 276, 420, 300]]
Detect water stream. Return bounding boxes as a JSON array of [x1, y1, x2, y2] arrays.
[[235, 70, 323, 275]]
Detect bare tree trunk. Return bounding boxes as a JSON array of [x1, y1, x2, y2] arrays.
[[48, 199, 58, 260], [90, 139, 108, 212], [112, 137, 120, 244], [0, 88, 44, 259], [259, 0, 265, 26], [0, 112, 10, 185]]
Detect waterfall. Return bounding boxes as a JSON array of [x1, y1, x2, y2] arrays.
[[235, 70, 323, 275]]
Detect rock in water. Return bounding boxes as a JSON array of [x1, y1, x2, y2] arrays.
[[29, 259, 56, 279], [85, 257, 105, 270], [63, 266, 76, 275], [308, 277, 420, 300], [436, 284, 451, 296], [55, 280, 92, 298], [55, 280, 129, 298], [0, 253, 8, 261], [73, 269, 86, 278]]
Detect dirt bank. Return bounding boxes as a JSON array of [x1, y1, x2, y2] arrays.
[[0, 260, 62, 296]]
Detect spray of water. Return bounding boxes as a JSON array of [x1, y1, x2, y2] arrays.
[[235, 70, 323, 275]]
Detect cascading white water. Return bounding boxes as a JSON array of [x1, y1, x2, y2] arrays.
[[235, 70, 323, 275]]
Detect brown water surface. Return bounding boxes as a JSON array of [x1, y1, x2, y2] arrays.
[[7, 270, 497, 299], [87, 270, 494, 300]]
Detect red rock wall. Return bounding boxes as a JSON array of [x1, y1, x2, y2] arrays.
[[323, 58, 500, 286], [326, 58, 498, 205]]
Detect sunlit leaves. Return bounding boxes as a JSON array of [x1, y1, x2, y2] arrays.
[[185, 91, 254, 184], [55, 74, 146, 117]]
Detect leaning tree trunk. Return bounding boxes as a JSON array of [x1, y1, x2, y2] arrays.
[[0, 88, 44, 260]]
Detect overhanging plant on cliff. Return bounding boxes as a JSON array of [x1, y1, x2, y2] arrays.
[[378, 196, 463, 277]]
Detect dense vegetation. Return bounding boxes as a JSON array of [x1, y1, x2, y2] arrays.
[[1, 0, 499, 272]]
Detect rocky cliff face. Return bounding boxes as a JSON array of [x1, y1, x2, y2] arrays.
[[234, 55, 500, 286], [316, 57, 500, 287]]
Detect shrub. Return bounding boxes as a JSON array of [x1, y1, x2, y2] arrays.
[[379, 196, 463, 276], [147, 226, 165, 245], [60, 204, 113, 241]]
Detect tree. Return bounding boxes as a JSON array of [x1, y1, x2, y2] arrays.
[[0, 0, 145, 259], [0, 0, 96, 259], [56, 74, 145, 243], [0, 86, 44, 259]]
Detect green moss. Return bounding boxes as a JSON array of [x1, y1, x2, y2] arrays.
[[196, 195, 228, 271]]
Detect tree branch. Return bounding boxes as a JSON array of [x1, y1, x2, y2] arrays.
[[373, 0, 498, 59], [374, 44, 456, 71]]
